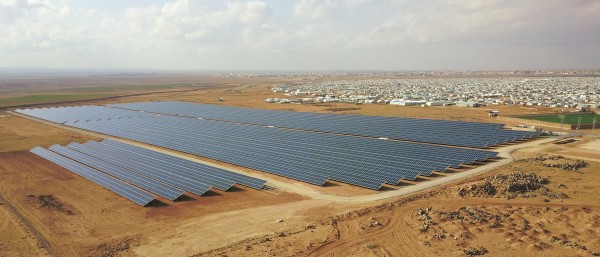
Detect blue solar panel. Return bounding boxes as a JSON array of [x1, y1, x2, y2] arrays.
[[65, 142, 213, 196], [19, 105, 504, 190], [29, 146, 156, 206], [48, 144, 184, 201], [99, 139, 267, 189], [106, 101, 540, 148], [84, 140, 237, 191]]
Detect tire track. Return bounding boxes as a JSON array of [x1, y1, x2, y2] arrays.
[[0, 192, 58, 257]]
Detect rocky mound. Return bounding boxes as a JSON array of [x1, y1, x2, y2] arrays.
[[531, 155, 589, 171], [458, 172, 567, 199]]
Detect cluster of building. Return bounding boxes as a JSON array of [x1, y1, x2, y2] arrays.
[[216, 70, 600, 78], [267, 77, 600, 110]]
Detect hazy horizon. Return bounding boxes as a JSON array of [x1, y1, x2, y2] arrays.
[[1, 0, 599, 71]]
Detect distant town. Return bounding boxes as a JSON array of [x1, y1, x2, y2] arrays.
[[267, 77, 600, 110], [217, 70, 600, 78]]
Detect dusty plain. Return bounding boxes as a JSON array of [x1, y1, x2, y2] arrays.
[[0, 74, 598, 257]]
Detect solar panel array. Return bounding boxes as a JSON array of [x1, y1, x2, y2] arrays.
[[30, 146, 156, 206], [18, 106, 499, 190], [29, 138, 267, 206], [48, 144, 185, 201], [107, 101, 540, 148]]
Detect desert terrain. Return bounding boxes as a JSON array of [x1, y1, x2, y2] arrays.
[[0, 75, 598, 257]]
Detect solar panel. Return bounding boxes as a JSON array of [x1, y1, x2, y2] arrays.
[[29, 146, 156, 206], [65, 142, 213, 196], [84, 140, 237, 191], [106, 101, 540, 148], [48, 144, 185, 201], [19, 104, 505, 190], [99, 139, 267, 189]]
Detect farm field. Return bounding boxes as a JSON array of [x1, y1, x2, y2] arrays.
[[524, 113, 599, 125], [0, 94, 113, 106]]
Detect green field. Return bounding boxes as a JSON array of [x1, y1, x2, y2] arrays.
[[61, 84, 187, 93], [0, 94, 113, 106], [525, 113, 599, 125], [0, 83, 201, 107]]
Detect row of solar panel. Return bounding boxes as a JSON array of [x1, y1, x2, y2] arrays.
[[106, 101, 541, 148], [29, 139, 267, 206], [17, 106, 499, 190], [15, 106, 496, 157], [35, 109, 500, 190], [17, 106, 148, 124], [30, 147, 156, 206], [17, 104, 538, 148]]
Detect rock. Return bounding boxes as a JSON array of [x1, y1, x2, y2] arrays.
[[463, 246, 488, 256], [434, 233, 446, 239], [533, 242, 551, 250], [363, 244, 378, 249], [458, 187, 467, 197]]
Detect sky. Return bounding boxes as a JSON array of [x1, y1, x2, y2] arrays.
[[1, 0, 599, 71]]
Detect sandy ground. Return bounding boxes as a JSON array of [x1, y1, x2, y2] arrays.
[[201, 137, 600, 257], [0, 198, 51, 257], [1, 80, 599, 257], [2, 117, 598, 257], [0, 111, 98, 153], [0, 150, 308, 257]]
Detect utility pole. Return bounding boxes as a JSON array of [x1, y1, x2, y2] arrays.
[[559, 115, 565, 130], [593, 117, 597, 134], [577, 116, 582, 131]]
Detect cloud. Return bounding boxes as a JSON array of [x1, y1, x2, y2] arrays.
[[350, 0, 600, 48], [0, 0, 49, 24], [0, 0, 598, 70], [293, 0, 372, 20]]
